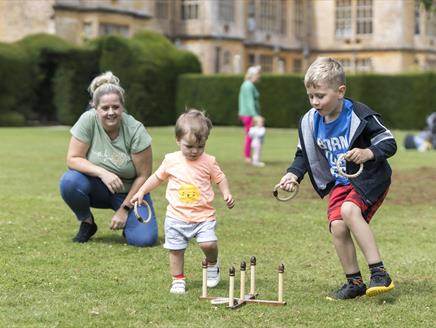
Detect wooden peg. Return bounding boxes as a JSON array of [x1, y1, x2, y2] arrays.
[[250, 256, 256, 295], [201, 260, 207, 298], [278, 263, 284, 303], [240, 261, 246, 300], [228, 266, 235, 307]]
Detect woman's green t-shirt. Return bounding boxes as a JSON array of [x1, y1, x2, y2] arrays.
[[70, 109, 152, 193]]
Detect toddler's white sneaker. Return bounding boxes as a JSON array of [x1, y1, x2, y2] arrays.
[[170, 279, 186, 294], [207, 262, 220, 288]]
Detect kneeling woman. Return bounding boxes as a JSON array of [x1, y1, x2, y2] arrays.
[[60, 71, 158, 246]]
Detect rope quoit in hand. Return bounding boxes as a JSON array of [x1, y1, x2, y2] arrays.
[[134, 200, 152, 224], [273, 182, 299, 202], [336, 153, 364, 179]]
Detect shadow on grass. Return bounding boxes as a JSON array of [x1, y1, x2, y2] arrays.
[[92, 235, 163, 247]]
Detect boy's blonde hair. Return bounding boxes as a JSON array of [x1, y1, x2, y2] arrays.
[[175, 109, 212, 143], [88, 71, 125, 107], [304, 57, 345, 89]]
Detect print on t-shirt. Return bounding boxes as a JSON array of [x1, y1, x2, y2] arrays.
[[178, 184, 200, 203]]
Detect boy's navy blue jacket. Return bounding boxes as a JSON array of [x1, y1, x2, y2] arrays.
[[287, 99, 397, 205]]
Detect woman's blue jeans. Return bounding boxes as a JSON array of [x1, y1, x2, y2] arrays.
[[60, 170, 158, 247]]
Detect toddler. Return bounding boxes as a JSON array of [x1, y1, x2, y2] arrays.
[[131, 109, 234, 294], [248, 115, 266, 167]]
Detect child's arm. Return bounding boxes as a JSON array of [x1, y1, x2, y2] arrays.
[[277, 146, 306, 191], [130, 174, 162, 206], [286, 147, 308, 181], [217, 177, 235, 209], [347, 115, 397, 164]]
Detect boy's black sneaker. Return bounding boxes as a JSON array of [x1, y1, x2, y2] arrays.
[[73, 221, 98, 243], [326, 281, 367, 301], [366, 269, 395, 297]]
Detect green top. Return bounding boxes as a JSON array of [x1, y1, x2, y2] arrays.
[[70, 109, 152, 193], [238, 80, 260, 116]]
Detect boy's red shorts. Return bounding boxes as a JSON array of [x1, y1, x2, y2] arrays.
[[327, 184, 388, 225]]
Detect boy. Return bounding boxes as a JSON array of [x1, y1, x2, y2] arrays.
[[131, 109, 234, 294], [278, 57, 396, 300]]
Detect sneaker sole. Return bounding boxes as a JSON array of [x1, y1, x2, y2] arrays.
[[366, 281, 395, 297], [206, 280, 220, 288]]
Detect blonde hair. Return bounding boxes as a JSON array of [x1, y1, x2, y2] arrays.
[[88, 71, 125, 107], [245, 65, 261, 80], [253, 116, 264, 126], [304, 57, 345, 89], [175, 109, 212, 143]]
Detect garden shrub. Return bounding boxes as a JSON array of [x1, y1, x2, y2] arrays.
[[0, 42, 34, 119], [0, 111, 26, 126], [176, 73, 436, 129], [17, 34, 72, 122]]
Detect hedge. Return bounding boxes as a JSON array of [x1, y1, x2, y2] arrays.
[[176, 73, 436, 130], [0, 42, 34, 123], [53, 47, 99, 124], [0, 30, 201, 126], [17, 34, 73, 122], [95, 31, 201, 126], [53, 30, 201, 125]]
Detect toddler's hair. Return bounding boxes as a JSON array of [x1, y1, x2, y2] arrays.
[[88, 71, 125, 106], [175, 109, 212, 143], [304, 57, 345, 89], [253, 116, 264, 126]]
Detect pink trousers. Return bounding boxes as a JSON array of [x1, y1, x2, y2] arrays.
[[239, 116, 253, 159]]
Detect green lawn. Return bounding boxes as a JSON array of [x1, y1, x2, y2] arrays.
[[0, 126, 435, 327]]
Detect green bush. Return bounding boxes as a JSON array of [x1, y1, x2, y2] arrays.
[[17, 34, 73, 122], [176, 73, 436, 129], [0, 30, 200, 126], [0, 111, 26, 126], [53, 47, 99, 125], [0, 42, 34, 118], [94, 30, 201, 126], [54, 30, 201, 126], [176, 74, 308, 128], [176, 74, 243, 125]]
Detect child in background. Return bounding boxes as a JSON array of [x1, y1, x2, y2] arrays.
[[130, 109, 235, 294], [248, 116, 266, 167], [277, 57, 396, 300]]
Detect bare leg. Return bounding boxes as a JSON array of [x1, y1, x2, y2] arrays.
[[169, 250, 185, 276], [198, 241, 218, 264], [341, 202, 381, 265], [330, 220, 360, 274]]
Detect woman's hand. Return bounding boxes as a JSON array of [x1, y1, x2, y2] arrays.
[[100, 171, 124, 193], [110, 208, 128, 230]]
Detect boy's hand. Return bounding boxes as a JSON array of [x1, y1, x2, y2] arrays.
[[224, 194, 235, 209], [345, 148, 374, 164], [279, 172, 299, 192]]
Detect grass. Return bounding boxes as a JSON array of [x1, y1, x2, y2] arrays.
[[0, 126, 435, 327]]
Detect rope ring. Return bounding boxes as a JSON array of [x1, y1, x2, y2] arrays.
[[273, 183, 299, 202], [134, 200, 152, 224], [336, 153, 364, 179]]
